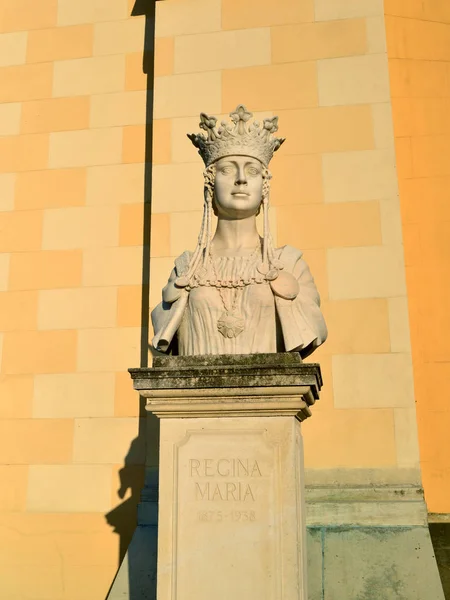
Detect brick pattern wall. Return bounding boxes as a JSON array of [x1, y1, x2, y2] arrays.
[[385, 0, 450, 513], [0, 0, 425, 597]]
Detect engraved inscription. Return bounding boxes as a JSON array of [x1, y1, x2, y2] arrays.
[[198, 510, 256, 522], [189, 458, 262, 503]]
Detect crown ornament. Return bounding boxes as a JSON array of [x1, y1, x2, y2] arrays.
[[187, 104, 285, 167]]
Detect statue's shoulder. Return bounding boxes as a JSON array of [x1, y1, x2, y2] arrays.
[[174, 250, 193, 276], [276, 245, 304, 272]]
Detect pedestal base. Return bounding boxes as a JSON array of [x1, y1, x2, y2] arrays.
[[106, 354, 445, 600], [157, 415, 307, 600]]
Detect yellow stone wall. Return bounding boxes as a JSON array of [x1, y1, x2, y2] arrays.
[[149, 0, 418, 486], [0, 0, 436, 597], [385, 0, 450, 513]]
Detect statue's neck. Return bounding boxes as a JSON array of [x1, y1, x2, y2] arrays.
[[212, 216, 260, 256]]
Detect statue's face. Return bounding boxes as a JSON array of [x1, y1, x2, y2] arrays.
[[213, 155, 264, 219]]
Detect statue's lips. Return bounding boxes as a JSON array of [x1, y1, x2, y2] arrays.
[[231, 192, 250, 197]]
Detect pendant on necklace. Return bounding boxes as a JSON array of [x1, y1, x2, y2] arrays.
[[217, 311, 245, 339]]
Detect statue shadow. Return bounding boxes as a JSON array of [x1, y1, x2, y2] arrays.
[[105, 1, 160, 598]]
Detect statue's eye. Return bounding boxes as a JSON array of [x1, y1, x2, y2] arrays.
[[247, 167, 260, 176], [220, 166, 233, 175]]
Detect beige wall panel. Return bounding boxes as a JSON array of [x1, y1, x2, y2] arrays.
[[2, 330, 77, 375], [122, 124, 147, 164], [174, 28, 271, 74], [149, 257, 180, 308], [154, 37, 175, 77], [42, 206, 119, 250], [53, 55, 125, 97], [314, 0, 384, 21], [222, 62, 318, 112], [155, 0, 221, 38], [0, 419, 73, 463], [322, 149, 397, 203], [386, 14, 450, 61], [0, 0, 57, 33], [49, 128, 122, 169], [115, 370, 140, 416], [394, 408, 421, 468], [148, 213, 170, 257], [73, 417, 144, 464], [411, 134, 450, 178], [86, 163, 144, 206], [8, 250, 83, 291], [388, 58, 450, 99], [57, 0, 127, 26], [119, 203, 144, 246], [38, 287, 117, 330], [154, 71, 221, 119], [125, 52, 147, 91], [169, 210, 203, 257], [0, 32, 27, 67], [0, 466, 28, 511], [322, 298, 390, 355], [82, 246, 142, 286], [372, 103, 395, 149], [117, 285, 142, 327], [21, 97, 90, 134], [15, 168, 86, 210], [77, 327, 140, 372], [93, 18, 145, 56], [0, 253, 9, 292], [392, 97, 450, 138], [303, 408, 396, 468], [0, 333, 3, 373], [318, 54, 390, 106], [1, 566, 62, 599], [0, 174, 15, 211], [277, 106, 374, 154], [27, 465, 112, 512], [0, 375, 34, 419], [26, 25, 93, 64], [333, 353, 415, 409], [394, 137, 413, 180], [0, 291, 37, 332], [277, 201, 382, 250], [328, 245, 407, 300], [64, 566, 116, 600], [90, 91, 146, 128], [300, 248, 328, 300], [379, 197, 403, 246], [222, 0, 314, 29], [34, 373, 115, 418], [0, 102, 21, 135], [272, 19, 367, 63], [0, 63, 53, 103], [0, 211, 42, 252], [0, 133, 49, 174], [366, 16, 387, 53], [270, 154, 323, 206], [152, 163, 203, 213]]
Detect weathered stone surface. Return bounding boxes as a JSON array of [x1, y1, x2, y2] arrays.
[[323, 526, 445, 600], [130, 352, 322, 399]]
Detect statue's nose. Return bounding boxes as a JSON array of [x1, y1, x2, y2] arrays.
[[235, 167, 247, 185]]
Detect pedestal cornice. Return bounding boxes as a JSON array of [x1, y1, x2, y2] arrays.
[[129, 352, 322, 421]]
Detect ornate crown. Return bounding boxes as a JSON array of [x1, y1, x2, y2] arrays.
[[187, 104, 285, 167]]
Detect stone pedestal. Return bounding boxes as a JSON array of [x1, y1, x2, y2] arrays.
[[130, 353, 322, 600]]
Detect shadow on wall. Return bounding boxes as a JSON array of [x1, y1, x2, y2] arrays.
[[105, 1, 160, 599]]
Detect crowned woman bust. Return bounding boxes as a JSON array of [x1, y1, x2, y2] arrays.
[[151, 105, 327, 358]]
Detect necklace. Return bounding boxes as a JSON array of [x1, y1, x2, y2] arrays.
[[209, 244, 261, 339]]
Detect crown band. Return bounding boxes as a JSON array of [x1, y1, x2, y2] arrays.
[[187, 104, 285, 167]]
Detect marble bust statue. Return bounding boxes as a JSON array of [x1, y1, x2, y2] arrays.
[[151, 105, 327, 357]]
